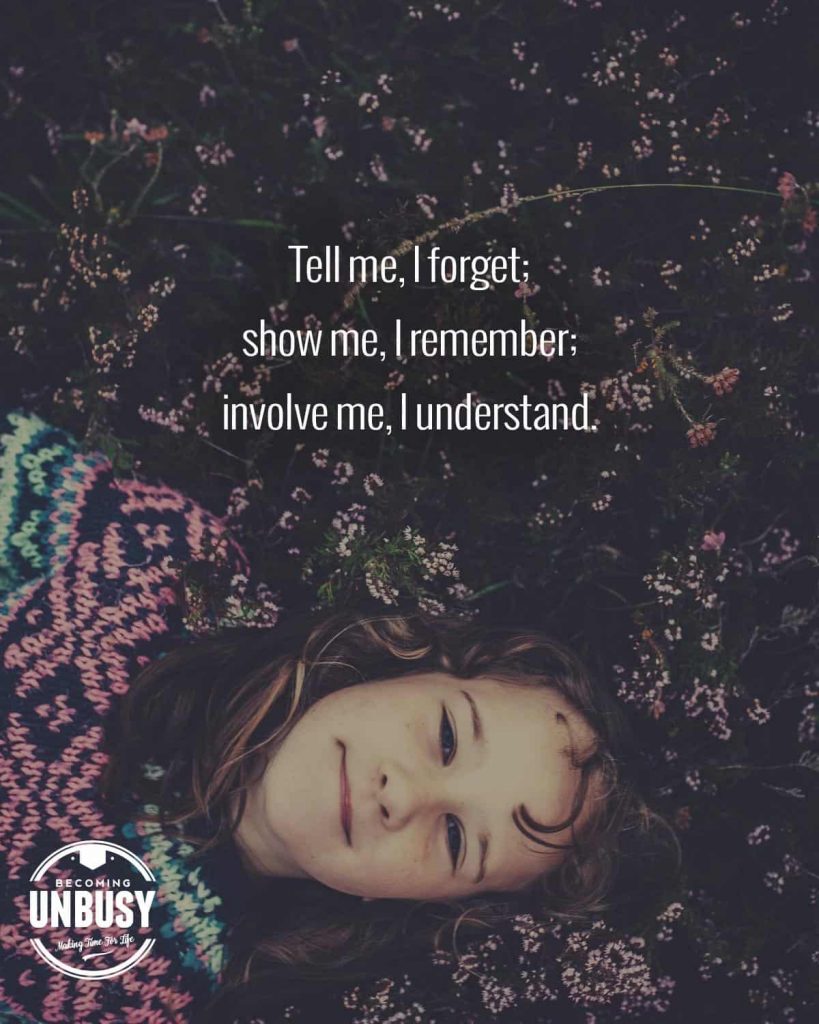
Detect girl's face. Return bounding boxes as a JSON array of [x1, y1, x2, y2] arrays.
[[235, 671, 600, 900]]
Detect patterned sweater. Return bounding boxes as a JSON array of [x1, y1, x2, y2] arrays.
[[0, 407, 251, 1024], [0, 407, 643, 1024]]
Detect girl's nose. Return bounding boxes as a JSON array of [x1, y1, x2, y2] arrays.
[[377, 759, 436, 829]]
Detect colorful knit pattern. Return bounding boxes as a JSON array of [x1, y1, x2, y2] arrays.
[[0, 408, 249, 1024]]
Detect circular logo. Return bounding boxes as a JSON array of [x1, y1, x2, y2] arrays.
[[27, 841, 157, 979]]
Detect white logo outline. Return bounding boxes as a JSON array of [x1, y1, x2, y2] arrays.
[[28, 840, 157, 980]]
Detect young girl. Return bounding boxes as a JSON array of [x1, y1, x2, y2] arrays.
[[0, 407, 678, 1024], [104, 616, 680, 1023]]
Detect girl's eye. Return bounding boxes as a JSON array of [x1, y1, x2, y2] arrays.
[[440, 706, 457, 765], [445, 814, 463, 869]]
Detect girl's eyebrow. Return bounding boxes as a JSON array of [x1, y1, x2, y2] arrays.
[[474, 833, 489, 885], [555, 710, 575, 760], [460, 689, 489, 883], [460, 689, 484, 744]]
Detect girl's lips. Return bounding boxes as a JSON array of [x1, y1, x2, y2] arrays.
[[339, 741, 352, 845]]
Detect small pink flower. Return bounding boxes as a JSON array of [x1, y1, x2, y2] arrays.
[[515, 280, 541, 299], [706, 366, 740, 396], [700, 530, 726, 552], [143, 125, 168, 142], [122, 117, 148, 141], [313, 115, 328, 139], [777, 172, 797, 202], [802, 208, 817, 235], [686, 421, 717, 448], [282, 38, 299, 52]]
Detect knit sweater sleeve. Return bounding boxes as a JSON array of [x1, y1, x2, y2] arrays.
[[0, 407, 251, 1024], [0, 408, 92, 594]]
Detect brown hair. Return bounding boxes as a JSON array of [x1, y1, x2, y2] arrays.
[[101, 610, 680, 1019]]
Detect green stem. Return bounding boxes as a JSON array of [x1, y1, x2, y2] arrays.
[[121, 144, 164, 227], [341, 180, 785, 311], [520, 182, 780, 205]]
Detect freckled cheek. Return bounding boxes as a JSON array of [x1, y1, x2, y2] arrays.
[[369, 866, 440, 901], [369, 833, 431, 888]]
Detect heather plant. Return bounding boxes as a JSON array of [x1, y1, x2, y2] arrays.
[[2, 1, 818, 1021]]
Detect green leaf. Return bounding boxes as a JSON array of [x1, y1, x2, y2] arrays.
[[0, 190, 51, 227]]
